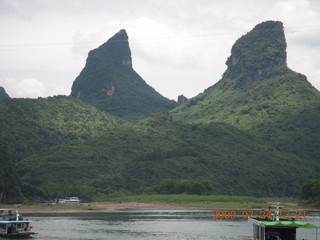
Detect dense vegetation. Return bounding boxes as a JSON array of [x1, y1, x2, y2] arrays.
[[154, 179, 211, 195], [173, 68, 320, 162], [0, 96, 124, 162], [71, 29, 177, 121], [301, 177, 320, 202], [0, 143, 21, 202], [99, 194, 298, 209], [172, 21, 320, 177], [224, 21, 287, 85], [15, 111, 306, 200]]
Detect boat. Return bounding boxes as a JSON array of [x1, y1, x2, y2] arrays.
[[0, 209, 35, 238], [250, 205, 320, 240], [57, 196, 80, 204]]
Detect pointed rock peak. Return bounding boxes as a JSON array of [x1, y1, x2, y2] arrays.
[[224, 20, 287, 86], [93, 29, 132, 68], [109, 29, 129, 42]]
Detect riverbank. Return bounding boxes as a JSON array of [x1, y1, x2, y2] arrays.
[[1, 194, 317, 213], [3, 202, 177, 213]]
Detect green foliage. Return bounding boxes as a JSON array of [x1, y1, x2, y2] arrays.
[[0, 95, 124, 162], [173, 68, 320, 175], [100, 194, 298, 209], [155, 179, 211, 195], [301, 177, 320, 201], [16, 112, 306, 199], [0, 143, 22, 202], [225, 21, 287, 85]]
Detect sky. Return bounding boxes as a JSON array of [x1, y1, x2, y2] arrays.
[[0, 0, 320, 101]]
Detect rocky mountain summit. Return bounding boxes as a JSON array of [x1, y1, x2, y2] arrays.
[[224, 21, 287, 87], [71, 29, 177, 121]]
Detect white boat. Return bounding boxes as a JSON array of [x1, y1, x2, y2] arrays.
[[0, 209, 35, 238], [58, 197, 80, 204]]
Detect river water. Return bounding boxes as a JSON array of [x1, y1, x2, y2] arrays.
[[23, 209, 320, 240]]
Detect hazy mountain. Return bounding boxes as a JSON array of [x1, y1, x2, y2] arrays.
[[71, 29, 177, 121]]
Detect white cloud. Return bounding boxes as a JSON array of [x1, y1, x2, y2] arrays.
[[2, 77, 47, 98]]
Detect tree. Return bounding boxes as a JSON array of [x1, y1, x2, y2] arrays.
[[0, 143, 21, 202], [301, 177, 320, 201]]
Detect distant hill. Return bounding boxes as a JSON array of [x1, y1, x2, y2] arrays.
[[0, 87, 10, 101], [71, 29, 177, 121], [172, 21, 320, 166], [0, 96, 124, 162]]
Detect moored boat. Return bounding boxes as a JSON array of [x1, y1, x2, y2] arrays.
[[251, 205, 320, 240], [57, 196, 80, 204], [0, 209, 35, 238]]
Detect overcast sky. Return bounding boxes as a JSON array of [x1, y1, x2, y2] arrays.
[[0, 0, 319, 100]]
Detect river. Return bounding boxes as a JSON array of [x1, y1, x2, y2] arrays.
[[22, 209, 320, 240]]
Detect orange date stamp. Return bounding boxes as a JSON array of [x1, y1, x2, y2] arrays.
[[211, 210, 307, 220]]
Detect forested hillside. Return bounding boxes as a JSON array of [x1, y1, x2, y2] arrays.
[[0, 143, 20, 202], [0, 96, 124, 162], [172, 21, 320, 171], [17, 111, 305, 200]]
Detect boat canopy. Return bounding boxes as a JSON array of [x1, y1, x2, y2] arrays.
[[260, 221, 320, 229], [0, 220, 32, 224]]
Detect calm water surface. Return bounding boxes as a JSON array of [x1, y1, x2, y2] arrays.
[[22, 209, 320, 240]]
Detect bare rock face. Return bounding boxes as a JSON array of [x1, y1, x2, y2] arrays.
[[224, 21, 287, 86], [177, 95, 188, 103]]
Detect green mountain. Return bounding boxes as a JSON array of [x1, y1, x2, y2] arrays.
[[0, 87, 10, 101], [172, 21, 320, 165], [0, 96, 124, 162], [18, 111, 305, 200], [1, 21, 319, 202], [71, 29, 177, 121]]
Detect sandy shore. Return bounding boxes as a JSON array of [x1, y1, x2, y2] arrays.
[[16, 202, 182, 214], [5, 201, 318, 214]]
